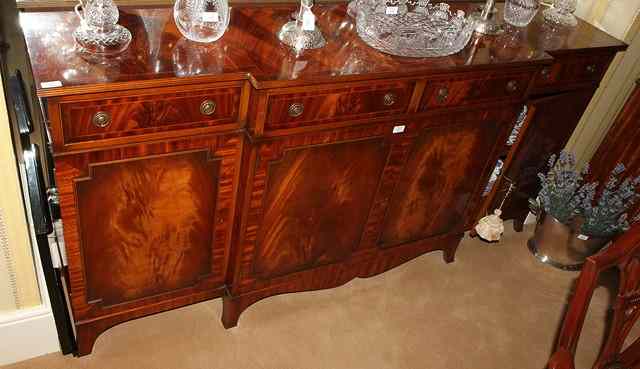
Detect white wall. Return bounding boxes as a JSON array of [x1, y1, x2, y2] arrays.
[[576, 0, 640, 40], [567, 1, 640, 165], [0, 62, 60, 365]]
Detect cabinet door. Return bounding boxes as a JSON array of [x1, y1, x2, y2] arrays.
[[233, 122, 414, 293], [56, 134, 241, 321], [497, 88, 596, 225], [379, 107, 518, 247]]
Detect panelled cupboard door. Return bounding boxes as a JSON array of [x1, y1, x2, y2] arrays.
[[233, 122, 417, 294], [380, 107, 520, 247], [496, 88, 596, 227], [55, 134, 241, 321]]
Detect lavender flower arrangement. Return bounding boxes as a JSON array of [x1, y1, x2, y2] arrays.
[[537, 151, 640, 238], [537, 152, 587, 224], [578, 164, 640, 237]]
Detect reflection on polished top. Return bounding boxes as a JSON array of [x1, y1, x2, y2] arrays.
[[20, 3, 626, 96]]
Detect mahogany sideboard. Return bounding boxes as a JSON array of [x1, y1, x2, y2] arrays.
[[18, 3, 626, 355]]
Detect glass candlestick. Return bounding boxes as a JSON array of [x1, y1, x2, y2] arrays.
[[474, 0, 504, 35], [543, 0, 578, 27], [277, 0, 326, 51]]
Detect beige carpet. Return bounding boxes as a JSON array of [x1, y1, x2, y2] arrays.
[[3, 223, 620, 369]]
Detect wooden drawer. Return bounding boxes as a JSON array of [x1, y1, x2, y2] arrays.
[[53, 82, 244, 150], [533, 54, 614, 89], [419, 71, 534, 111], [262, 80, 415, 131]]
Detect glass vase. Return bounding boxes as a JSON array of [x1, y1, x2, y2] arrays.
[[173, 0, 230, 43], [504, 0, 540, 27], [543, 0, 578, 27]]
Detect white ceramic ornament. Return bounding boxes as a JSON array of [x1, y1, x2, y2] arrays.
[[475, 209, 505, 242]]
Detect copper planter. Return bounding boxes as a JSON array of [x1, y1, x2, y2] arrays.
[[528, 213, 610, 271]]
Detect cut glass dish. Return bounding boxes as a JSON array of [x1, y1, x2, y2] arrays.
[[356, 0, 477, 57]]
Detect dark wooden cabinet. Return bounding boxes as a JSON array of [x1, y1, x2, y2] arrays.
[[18, 3, 626, 356], [224, 105, 521, 327]]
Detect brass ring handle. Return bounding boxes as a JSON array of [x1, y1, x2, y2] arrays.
[[92, 111, 111, 128], [288, 102, 304, 118], [200, 100, 217, 116], [383, 92, 397, 106], [586, 64, 597, 74], [506, 80, 519, 93], [436, 87, 449, 103]]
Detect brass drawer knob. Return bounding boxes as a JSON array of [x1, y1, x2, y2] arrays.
[[288, 102, 304, 118], [200, 100, 217, 116], [586, 64, 597, 74], [92, 111, 111, 128], [436, 87, 449, 103], [506, 80, 519, 93], [383, 92, 397, 106]]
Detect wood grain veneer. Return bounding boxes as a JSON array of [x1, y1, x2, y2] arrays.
[[19, 2, 627, 356]]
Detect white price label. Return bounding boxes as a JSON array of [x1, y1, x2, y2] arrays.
[[201, 12, 220, 22], [392, 125, 406, 134], [577, 234, 590, 241], [41, 81, 63, 88], [385, 6, 399, 15], [302, 11, 315, 31]]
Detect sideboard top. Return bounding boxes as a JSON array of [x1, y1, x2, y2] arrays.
[[20, 3, 626, 97]]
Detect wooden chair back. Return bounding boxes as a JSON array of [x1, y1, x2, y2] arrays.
[[548, 223, 640, 369]]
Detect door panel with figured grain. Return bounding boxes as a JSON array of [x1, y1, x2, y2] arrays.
[[77, 151, 219, 305], [380, 114, 505, 247], [253, 139, 388, 279]]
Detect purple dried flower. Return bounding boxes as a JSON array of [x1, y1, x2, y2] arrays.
[[579, 163, 640, 237]]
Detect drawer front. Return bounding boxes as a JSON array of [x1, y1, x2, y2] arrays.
[[264, 80, 414, 131], [58, 83, 243, 147], [534, 54, 614, 89], [419, 71, 533, 111]]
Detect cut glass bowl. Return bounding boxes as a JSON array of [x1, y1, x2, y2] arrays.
[[356, 1, 477, 58]]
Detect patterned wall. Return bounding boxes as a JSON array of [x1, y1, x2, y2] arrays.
[[0, 208, 21, 311], [0, 76, 41, 314]]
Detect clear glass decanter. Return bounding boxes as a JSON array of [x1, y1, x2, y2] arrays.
[[73, 0, 132, 56], [543, 0, 578, 27], [173, 0, 230, 42]]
